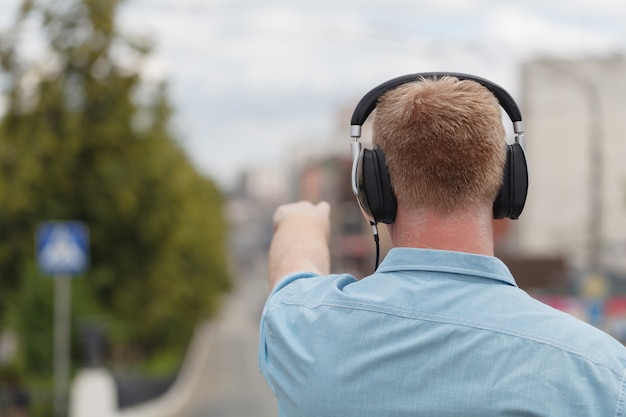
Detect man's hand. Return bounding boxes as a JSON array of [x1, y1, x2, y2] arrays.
[[268, 201, 331, 290]]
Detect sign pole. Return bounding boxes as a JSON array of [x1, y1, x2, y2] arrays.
[[54, 274, 71, 417], [36, 220, 89, 417]]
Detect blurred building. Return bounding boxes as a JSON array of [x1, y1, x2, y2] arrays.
[[230, 59, 626, 288], [293, 154, 390, 277], [225, 68, 626, 336], [226, 165, 288, 275], [517, 56, 626, 289], [225, 121, 384, 279], [283, 108, 388, 277]]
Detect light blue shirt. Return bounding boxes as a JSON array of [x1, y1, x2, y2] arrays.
[[259, 248, 626, 417]]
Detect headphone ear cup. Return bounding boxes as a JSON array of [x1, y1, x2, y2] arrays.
[[493, 143, 529, 219], [359, 148, 397, 224]]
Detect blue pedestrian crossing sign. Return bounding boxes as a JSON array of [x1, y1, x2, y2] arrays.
[[36, 221, 89, 276]]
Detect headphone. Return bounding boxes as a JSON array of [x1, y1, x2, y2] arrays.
[[350, 72, 529, 226]]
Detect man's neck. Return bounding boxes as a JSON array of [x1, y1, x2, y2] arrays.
[[388, 205, 495, 256]]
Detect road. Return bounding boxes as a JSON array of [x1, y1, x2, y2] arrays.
[[178, 260, 277, 417]]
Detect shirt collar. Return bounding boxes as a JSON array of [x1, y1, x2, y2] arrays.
[[376, 247, 518, 287]]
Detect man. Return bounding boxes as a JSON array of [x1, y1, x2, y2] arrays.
[[258, 76, 626, 416]]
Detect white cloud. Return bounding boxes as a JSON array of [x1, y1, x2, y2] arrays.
[[486, 4, 620, 58], [523, 0, 626, 19]]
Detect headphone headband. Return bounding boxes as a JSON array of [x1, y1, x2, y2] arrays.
[[350, 71, 528, 226], [350, 72, 529, 270], [350, 72, 523, 139]]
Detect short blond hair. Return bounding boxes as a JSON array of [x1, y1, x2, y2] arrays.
[[373, 76, 506, 213]]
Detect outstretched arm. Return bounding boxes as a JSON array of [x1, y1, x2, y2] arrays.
[[268, 201, 331, 290]]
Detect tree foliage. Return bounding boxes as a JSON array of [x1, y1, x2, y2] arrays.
[[0, 0, 231, 383]]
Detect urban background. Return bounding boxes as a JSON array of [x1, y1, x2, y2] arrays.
[[0, 0, 625, 417], [234, 55, 626, 322]]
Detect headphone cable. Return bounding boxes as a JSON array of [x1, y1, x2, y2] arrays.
[[371, 222, 380, 270]]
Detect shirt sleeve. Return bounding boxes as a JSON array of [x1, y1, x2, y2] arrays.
[[258, 270, 320, 390]]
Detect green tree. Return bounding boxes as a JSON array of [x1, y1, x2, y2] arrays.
[[0, 0, 230, 391]]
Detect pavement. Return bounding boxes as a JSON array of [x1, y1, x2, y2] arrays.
[[176, 258, 278, 417]]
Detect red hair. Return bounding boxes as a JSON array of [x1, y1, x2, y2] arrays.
[[373, 76, 506, 213]]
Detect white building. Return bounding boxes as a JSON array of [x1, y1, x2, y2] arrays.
[[515, 56, 626, 278]]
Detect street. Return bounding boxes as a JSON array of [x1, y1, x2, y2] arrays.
[[177, 259, 277, 417]]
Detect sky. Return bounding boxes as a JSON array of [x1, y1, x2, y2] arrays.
[[1, 0, 626, 189]]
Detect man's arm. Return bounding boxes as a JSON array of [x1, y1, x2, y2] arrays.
[[268, 201, 331, 290]]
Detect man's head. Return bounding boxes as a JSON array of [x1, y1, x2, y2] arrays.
[[373, 76, 506, 214]]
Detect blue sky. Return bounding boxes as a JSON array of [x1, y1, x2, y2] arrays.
[[2, 0, 626, 188]]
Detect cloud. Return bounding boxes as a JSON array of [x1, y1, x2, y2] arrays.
[[523, 0, 626, 19], [115, 1, 532, 186], [486, 4, 621, 58], [4, 0, 626, 188]]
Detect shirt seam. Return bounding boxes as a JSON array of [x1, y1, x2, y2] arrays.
[[616, 369, 626, 417], [284, 298, 624, 378]]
